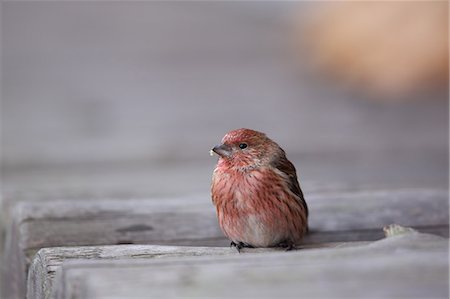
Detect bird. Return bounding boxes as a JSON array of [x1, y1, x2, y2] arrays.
[[210, 128, 308, 252]]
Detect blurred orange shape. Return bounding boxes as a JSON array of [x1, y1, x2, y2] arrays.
[[296, 2, 448, 100]]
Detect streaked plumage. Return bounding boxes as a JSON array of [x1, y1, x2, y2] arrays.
[[211, 128, 308, 250]]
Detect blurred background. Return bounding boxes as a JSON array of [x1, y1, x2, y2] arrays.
[[1, 1, 448, 211]]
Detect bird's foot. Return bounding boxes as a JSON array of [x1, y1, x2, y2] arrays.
[[277, 242, 296, 251], [230, 241, 254, 253]]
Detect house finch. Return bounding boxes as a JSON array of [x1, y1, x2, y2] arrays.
[[211, 128, 308, 251]]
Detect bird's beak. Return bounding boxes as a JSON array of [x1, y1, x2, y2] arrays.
[[211, 144, 232, 158]]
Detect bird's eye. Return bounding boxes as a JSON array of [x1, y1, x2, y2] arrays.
[[239, 143, 248, 149]]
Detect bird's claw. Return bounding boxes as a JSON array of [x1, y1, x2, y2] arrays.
[[230, 241, 253, 253], [277, 242, 296, 251]]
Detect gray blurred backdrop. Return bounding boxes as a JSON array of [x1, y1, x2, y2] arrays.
[[1, 2, 448, 206]]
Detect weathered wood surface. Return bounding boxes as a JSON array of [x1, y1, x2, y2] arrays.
[[27, 245, 237, 299], [27, 241, 369, 299], [2, 188, 448, 299], [51, 232, 448, 299]]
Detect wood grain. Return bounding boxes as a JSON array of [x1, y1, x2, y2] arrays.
[[2, 188, 448, 299], [27, 242, 370, 299], [51, 232, 449, 299], [27, 245, 237, 299]]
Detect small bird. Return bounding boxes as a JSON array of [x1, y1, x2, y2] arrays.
[[211, 128, 308, 251]]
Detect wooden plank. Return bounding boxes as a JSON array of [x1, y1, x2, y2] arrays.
[[2, 188, 448, 299], [51, 232, 449, 299], [2, 195, 226, 299], [27, 241, 368, 299], [26, 245, 237, 299]]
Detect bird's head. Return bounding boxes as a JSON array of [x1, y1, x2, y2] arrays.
[[211, 128, 281, 170]]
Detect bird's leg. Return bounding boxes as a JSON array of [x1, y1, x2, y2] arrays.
[[234, 242, 243, 253], [230, 241, 242, 253], [230, 241, 254, 253]]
